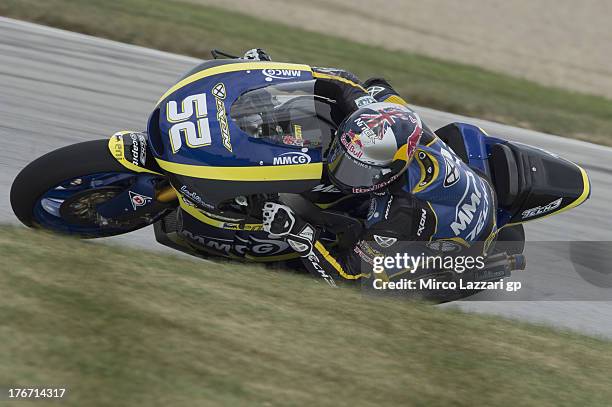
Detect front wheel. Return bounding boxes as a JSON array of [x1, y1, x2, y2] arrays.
[[10, 139, 168, 238]]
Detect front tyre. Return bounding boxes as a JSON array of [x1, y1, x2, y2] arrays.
[[10, 140, 166, 237]]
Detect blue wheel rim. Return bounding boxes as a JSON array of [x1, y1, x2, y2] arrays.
[[33, 172, 143, 236]]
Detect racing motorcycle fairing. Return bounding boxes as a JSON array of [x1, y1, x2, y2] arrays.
[[434, 123, 590, 228], [107, 131, 163, 176], [146, 60, 339, 206], [490, 141, 591, 226], [153, 203, 339, 263]]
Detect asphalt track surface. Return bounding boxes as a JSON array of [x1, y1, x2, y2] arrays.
[[1, 17, 611, 337]]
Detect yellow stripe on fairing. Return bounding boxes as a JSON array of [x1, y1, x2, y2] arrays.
[[178, 196, 263, 230], [311, 72, 367, 91], [155, 158, 322, 181], [245, 252, 301, 262], [157, 62, 312, 105]]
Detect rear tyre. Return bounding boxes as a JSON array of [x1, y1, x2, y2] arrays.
[[495, 224, 525, 255]]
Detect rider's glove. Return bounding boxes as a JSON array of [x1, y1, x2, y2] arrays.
[[242, 48, 271, 61], [262, 202, 296, 237], [262, 202, 315, 255]]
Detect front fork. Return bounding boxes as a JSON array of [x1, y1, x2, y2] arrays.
[[103, 131, 178, 219], [96, 173, 176, 221]]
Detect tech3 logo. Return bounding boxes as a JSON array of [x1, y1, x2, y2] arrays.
[[522, 198, 562, 219]]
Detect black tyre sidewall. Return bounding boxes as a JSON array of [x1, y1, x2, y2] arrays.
[[10, 139, 130, 227]]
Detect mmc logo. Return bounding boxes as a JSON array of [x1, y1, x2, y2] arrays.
[[262, 69, 302, 81], [450, 172, 490, 241], [273, 152, 311, 166]]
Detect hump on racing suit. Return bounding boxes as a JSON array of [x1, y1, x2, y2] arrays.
[[295, 78, 498, 291], [302, 131, 497, 285], [404, 132, 497, 249]]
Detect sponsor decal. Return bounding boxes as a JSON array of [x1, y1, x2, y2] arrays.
[[129, 133, 140, 166], [272, 151, 312, 165], [352, 172, 402, 193], [367, 85, 386, 97], [212, 82, 226, 99], [355, 95, 376, 107], [212, 83, 232, 152], [281, 124, 305, 146], [282, 135, 303, 146], [181, 231, 289, 256], [405, 119, 421, 160], [522, 198, 563, 219], [179, 185, 215, 210], [311, 184, 341, 193], [359, 106, 416, 142], [294, 124, 303, 140], [262, 69, 302, 81], [341, 129, 364, 159], [354, 244, 374, 265], [449, 172, 490, 241], [440, 147, 461, 188], [128, 133, 147, 166], [374, 234, 397, 248], [367, 198, 379, 220], [112, 134, 124, 160], [250, 236, 289, 254], [138, 134, 147, 165], [384, 195, 393, 219], [222, 222, 264, 231], [354, 117, 378, 142], [182, 231, 233, 254], [306, 252, 337, 287], [416, 208, 427, 237], [128, 191, 152, 210], [354, 240, 383, 265]]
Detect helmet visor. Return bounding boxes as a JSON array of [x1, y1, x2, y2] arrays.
[[326, 135, 395, 193]]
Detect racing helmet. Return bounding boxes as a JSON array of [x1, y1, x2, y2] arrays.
[[326, 102, 423, 193]]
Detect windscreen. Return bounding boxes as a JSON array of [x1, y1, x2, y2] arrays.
[[230, 80, 336, 149]]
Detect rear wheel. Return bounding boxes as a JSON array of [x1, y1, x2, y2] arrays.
[[495, 224, 525, 255], [10, 140, 167, 237]]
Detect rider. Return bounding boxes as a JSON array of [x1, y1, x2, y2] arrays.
[[243, 49, 498, 289]]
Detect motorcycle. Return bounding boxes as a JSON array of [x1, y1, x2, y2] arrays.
[[10, 52, 591, 295]]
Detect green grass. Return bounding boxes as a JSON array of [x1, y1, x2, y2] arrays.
[[1, 225, 612, 406], [1, 0, 612, 145]]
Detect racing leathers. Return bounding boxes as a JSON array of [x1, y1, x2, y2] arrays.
[[265, 70, 498, 289]]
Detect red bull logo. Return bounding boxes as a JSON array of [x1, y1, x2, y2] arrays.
[[341, 130, 364, 159]]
